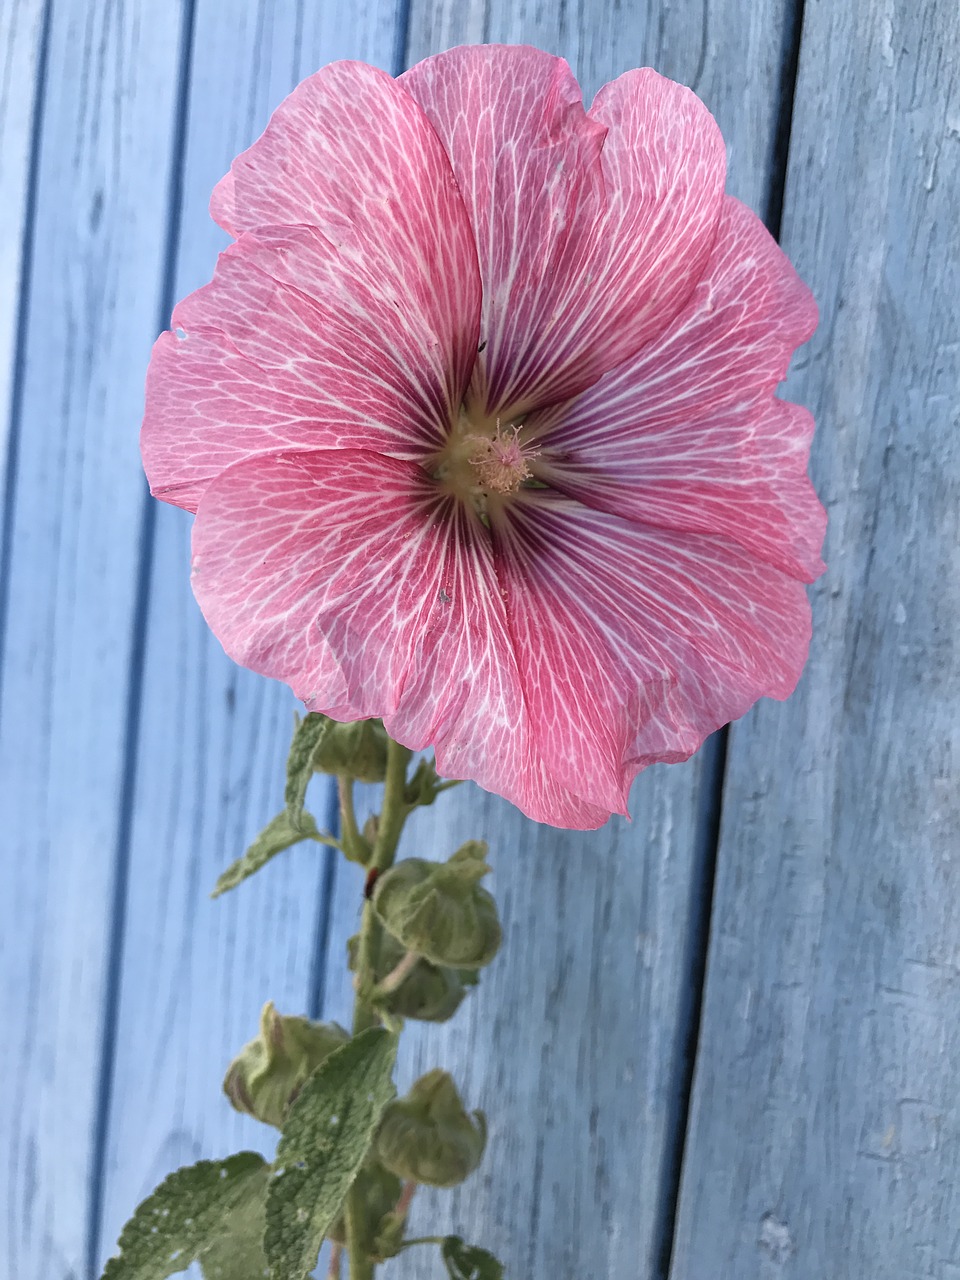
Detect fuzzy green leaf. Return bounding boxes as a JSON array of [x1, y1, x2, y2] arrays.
[[212, 810, 335, 898], [100, 1153, 267, 1280], [285, 713, 331, 829], [199, 1167, 270, 1280], [441, 1236, 505, 1280], [264, 1027, 398, 1280]]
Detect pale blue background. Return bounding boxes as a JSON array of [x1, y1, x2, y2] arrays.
[[1, 1, 957, 1278]]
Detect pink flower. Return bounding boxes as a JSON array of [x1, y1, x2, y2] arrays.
[[142, 45, 824, 830]]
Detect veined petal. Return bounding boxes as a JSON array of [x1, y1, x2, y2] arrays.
[[495, 490, 812, 812], [143, 60, 482, 512], [143, 220, 478, 511], [211, 60, 479, 384], [191, 449, 609, 829], [401, 47, 725, 416], [530, 197, 825, 579]]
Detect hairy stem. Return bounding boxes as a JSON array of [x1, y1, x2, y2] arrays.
[[352, 738, 412, 1035], [337, 775, 366, 862], [373, 738, 414, 872], [372, 950, 419, 999], [344, 1192, 374, 1280], [396, 1180, 418, 1220], [346, 737, 413, 1279]]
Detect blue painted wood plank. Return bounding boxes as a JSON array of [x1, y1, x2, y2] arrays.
[[318, 3, 801, 1276], [672, 2, 960, 1277], [93, 0, 407, 1271], [0, 4, 188, 1278], [0, 0, 47, 484]]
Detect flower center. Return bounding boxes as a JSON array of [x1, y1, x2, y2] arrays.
[[431, 409, 540, 520]]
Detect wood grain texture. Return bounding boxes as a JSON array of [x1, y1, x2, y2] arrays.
[[405, 0, 795, 214], [11, 3, 953, 1280], [0, 0, 47, 483], [318, 6, 799, 1277], [671, 2, 960, 1277], [94, 0, 405, 1271], [325, 771, 719, 1280], [0, 4, 186, 1278]]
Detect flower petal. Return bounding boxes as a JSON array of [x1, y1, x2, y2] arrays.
[[191, 448, 608, 828], [143, 217, 479, 511], [401, 47, 725, 415], [209, 61, 479, 387], [530, 197, 824, 579], [494, 490, 812, 813], [144, 60, 482, 512]]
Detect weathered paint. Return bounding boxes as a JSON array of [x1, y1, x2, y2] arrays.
[[0, 1, 955, 1278], [671, 2, 960, 1278]]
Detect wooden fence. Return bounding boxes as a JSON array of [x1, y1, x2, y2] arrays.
[[1, 0, 957, 1277]]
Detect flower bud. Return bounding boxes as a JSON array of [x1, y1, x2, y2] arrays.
[[375, 1069, 487, 1188], [222, 1001, 349, 1129], [326, 1161, 402, 1252], [372, 842, 501, 970], [347, 930, 476, 1023], [312, 717, 389, 783], [387, 957, 474, 1023]]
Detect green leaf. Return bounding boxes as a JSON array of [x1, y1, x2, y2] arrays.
[[441, 1236, 505, 1280], [264, 1027, 398, 1280], [199, 1167, 270, 1280], [212, 810, 336, 898], [100, 1152, 268, 1280], [285, 713, 332, 829]]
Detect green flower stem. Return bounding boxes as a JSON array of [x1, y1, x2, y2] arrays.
[[344, 1190, 374, 1280], [371, 950, 419, 999], [337, 776, 366, 862], [396, 1179, 418, 1219], [351, 739, 413, 1035], [347, 736, 413, 1279], [372, 738, 414, 872]]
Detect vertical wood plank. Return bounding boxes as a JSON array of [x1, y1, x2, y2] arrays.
[[94, 0, 406, 1270], [672, 2, 960, 1277], [0, 4, 187, 1277], [0, 0, 47, 486], [321, 4, 800, 1276]]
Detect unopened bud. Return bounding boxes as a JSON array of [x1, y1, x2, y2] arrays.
[[347, 930, 476, 1024], [326, 1161, 402, 1253], [223, 1002, 349, 1129], [372, 842, 501, 970], [313, 718, 389, 783], [375, 1069, 487, 1188]]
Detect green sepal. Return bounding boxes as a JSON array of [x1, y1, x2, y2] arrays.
[[440, 1236, 505, 1279], [100, 1152, 268, 1280], [312, 717, 389, 783], [325, 1161, 402, 1256], [372, 842, 502, 970], [375, 1069, 486, 1188], [371, 1207, 408, 1261], [211, 810, 336, 898], [284, 712, 331, 830], [223, 1002, 350, 1129], [403, 757, 460, 808], [347, 930, 476, 1024], [264, 1027, 398, 1279]]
